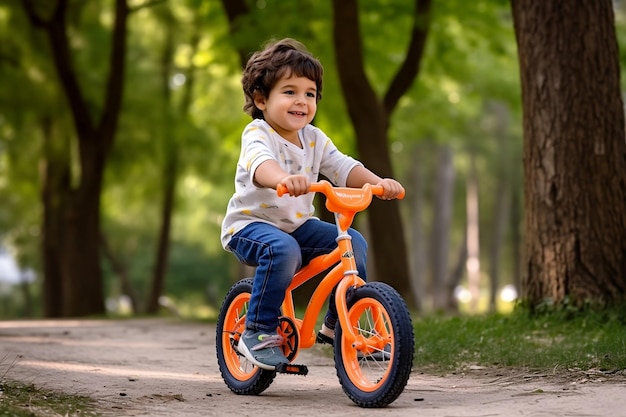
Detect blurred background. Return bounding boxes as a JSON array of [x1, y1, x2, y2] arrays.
[[1, 0, 624, 319]]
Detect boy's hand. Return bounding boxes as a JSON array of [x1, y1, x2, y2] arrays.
[[279, 175, 310, 197], [376, 178, 405, 200]]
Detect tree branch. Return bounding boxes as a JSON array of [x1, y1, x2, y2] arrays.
[[98, 0, 129, 153], [332, 0, 380, 125], [383, 0, 432, 115], [41, 0, 95, 140], [220, 0, 251, 67], [22, 0, 51, 28]]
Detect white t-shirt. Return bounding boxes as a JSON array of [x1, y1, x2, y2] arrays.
[[221, 119, 362, 250]]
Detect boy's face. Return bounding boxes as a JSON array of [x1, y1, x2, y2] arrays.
[[254, 74, 317, 144]]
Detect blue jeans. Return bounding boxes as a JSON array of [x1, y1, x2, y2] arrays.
[[227, 219, 368, 333]]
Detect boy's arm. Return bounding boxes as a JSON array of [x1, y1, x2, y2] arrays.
[[346, 165, 405, 200], [254, 160, 310, 196]]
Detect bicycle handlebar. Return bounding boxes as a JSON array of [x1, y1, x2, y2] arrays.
[[276, 180, 404, 213]]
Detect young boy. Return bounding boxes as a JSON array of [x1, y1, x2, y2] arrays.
[[220, 38, 404, 370]]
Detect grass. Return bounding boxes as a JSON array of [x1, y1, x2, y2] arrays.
[[0, 380, 99, 417], [412, 304, 626, 375]]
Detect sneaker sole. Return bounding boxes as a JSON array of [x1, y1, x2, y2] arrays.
[[237, 339, 281, 371]]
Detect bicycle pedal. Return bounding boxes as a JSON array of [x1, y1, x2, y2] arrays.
[[276, 362, 308, 376]]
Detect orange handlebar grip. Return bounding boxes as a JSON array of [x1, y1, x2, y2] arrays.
[[370, 185, 405, 200], [276, 184, 288, 196]]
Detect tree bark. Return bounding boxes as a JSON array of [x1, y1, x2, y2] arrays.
[[512, 0, 626, 307]]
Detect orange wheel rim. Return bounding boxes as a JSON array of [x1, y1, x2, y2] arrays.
[[221, 292, 257, 380], [341, 298, 394, 392]]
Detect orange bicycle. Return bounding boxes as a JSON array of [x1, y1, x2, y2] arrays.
[[216, 180, 414, 408]]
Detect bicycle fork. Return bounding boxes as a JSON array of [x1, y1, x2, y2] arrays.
[[332, 214, 377, 352]]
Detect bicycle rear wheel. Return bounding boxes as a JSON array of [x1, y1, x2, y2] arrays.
[[216, 278, 276, 395], [334, 282, 414, 408]]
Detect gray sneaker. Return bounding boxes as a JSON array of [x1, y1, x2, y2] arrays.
[[238, 330, 289, 370]]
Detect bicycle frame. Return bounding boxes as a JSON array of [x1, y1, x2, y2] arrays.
[[277, 181, 400, 353], [281, 240, 365, 350]]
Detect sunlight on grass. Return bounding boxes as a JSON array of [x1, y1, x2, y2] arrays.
[[413, 305, 626, 374]]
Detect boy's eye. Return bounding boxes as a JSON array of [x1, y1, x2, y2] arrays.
[[284, 90, 295, 95], [306, 92, 316, 98]]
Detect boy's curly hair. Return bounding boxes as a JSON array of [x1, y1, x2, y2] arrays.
[[242, 38, 323, 119]]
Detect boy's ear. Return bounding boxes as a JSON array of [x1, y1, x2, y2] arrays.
[[254, 93, 267, 111]]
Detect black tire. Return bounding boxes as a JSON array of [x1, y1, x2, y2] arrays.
[[216, 278, 276, 395], [334, 282, 414, 407]]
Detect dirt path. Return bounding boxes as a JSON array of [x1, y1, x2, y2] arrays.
[[1, 318, 624, 416]]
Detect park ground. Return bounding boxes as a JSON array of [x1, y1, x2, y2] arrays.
[[1, 318, 625, 416]]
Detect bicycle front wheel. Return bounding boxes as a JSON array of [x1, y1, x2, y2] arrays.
[[334, 282, 414, 408], [216, 278, 276, 395]]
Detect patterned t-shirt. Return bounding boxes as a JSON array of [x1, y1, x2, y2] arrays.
[[220, 119, 362, 250]]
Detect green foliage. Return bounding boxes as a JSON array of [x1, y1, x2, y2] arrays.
[[414, 305, 626, 374]]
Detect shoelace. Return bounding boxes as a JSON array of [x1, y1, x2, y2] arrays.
[[251, 334, 284, 351]]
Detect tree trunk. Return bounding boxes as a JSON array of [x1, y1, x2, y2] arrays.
[[146, 11, 176, 314], [447, 227, 467, 313], [100, 233, 138, 313], [510, 180, 523, 296], [512, 0, 626, 307], [40, 116, 67, 318], [147, 153, 177, 314], [24, 0, 129, 316], [466, 153, 481, 312], [60, 153, 106, 316], [488, 178, 509, 312], [332, 0, 432, 303], [409, 145, 426, 312], [487, 102, 512, 312], [431, 144, 454, 311]]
